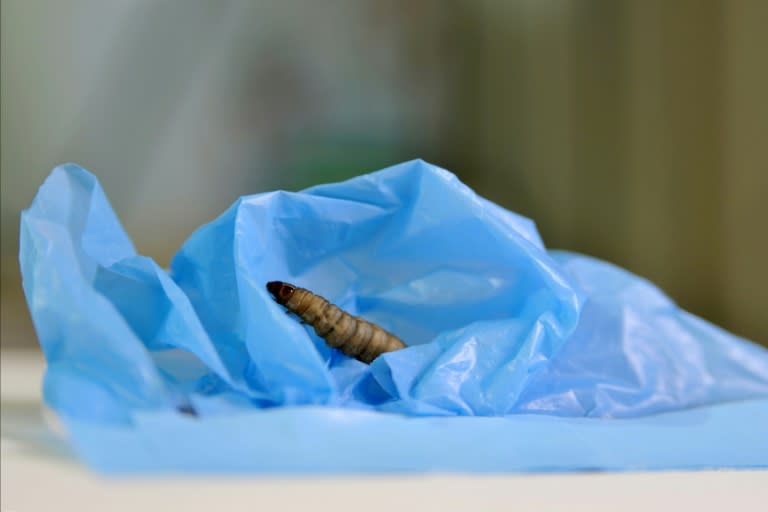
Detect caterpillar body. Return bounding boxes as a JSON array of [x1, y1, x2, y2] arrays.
[[266, 281, 407, 364]]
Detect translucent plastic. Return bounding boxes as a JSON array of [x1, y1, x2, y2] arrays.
[[19, 160, 768, 472]]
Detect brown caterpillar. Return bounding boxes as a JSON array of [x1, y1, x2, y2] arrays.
[[267, 281, 407, 364]]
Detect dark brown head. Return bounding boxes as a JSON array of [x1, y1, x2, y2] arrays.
[[267, 281, 296, 305]]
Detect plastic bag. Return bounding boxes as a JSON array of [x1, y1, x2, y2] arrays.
[[20, 160, 768, 472]]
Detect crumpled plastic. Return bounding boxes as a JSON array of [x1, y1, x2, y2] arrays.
[[20, 160, 768, 472]]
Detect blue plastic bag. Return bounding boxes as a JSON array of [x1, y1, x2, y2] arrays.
[[20, 160, 768, 472]]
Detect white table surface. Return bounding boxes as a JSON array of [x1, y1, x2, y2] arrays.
[[2, 349, 766, 512]]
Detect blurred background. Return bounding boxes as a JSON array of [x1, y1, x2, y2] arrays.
[[2, 0, 766, 348]]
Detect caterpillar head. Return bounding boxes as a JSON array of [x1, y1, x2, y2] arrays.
[[267, 281, 296, 305]]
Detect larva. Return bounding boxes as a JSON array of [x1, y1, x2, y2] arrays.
[[266, 281, 406, 364]]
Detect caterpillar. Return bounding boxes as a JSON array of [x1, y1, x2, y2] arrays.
[[266, 281, 407, 364]]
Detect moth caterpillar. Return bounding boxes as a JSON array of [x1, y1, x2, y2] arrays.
[[266, 281, 406, 364]]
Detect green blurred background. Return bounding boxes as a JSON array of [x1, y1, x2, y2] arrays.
[[2, 0, 766, 347]]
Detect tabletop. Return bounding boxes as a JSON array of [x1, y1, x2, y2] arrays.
[[2, 349, 766, 512]]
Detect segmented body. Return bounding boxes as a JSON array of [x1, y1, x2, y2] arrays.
[[267, 281, 406, 364]]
